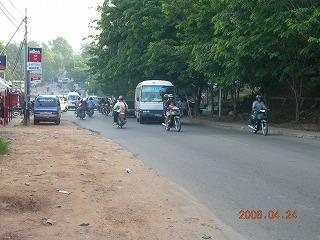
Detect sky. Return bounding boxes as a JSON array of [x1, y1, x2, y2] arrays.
[[0, 0, 103, 52]]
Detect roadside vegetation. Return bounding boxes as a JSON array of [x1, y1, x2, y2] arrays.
[[0, 139, 9, 155], [87, 0, 320, 123], [0, 37, 89, 89]]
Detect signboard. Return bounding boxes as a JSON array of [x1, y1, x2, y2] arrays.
[[27, 62, 42, 71], [30, 71, 42, 83], [0, 55, 6, 71], [27, 47, 42, 71]]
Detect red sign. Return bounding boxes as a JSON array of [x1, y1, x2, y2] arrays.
[[28, 48, 42, 62], [30, 71, 42, 83]]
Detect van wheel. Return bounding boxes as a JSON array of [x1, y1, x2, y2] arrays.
[[139, 115, 144, 124], [55, 119, 61, 125], [137, 114, 140, 122]]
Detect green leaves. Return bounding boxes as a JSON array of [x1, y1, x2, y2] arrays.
[[88, 0, 320, 111]]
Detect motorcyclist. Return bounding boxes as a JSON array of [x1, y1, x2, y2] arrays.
[[98, 97, 107, 112], [76, 98, 87, 117], [250, 95, 267, 127], [87, 97, 96, 111], [113, 96, 128, 125], [112, 97, 117, 108], [162, 94, 175, 128]]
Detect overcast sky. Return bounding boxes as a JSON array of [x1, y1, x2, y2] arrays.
[[0, 0, 103, 52]]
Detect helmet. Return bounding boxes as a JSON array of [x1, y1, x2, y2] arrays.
[[168, 94, 174, 99], [118, 96, 124, 101], [89, 97, 93, 100], [256, 95, 262, 100]]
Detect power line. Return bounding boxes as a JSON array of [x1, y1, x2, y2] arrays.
[[0, 5, 17, 27], [0, 0, 20, 24], [12, 40, 24, 74], [7, 0, 23, 16], [0, 17, 25, 55], [3, 40, 24, 80]]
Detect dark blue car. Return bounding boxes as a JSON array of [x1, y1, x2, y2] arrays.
[[33, 95, 61, 125]]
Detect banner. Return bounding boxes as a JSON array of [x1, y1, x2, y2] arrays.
[[27, 47, 42, 71], [30, 71, 42, 83], [0, 55, 6, 71]]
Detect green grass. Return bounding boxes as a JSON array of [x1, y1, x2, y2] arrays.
[[0, 139, 9, 155]]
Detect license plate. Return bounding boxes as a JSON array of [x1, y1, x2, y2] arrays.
[[41, 112, 51, 116]]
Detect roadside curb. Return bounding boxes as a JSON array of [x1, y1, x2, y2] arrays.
[[182, 118, 320, 141]]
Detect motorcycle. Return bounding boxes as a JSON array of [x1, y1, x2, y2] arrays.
[[86, 107, 94, 118], [77, 108, 86, 120], [100, 104, 110, 116], [248, 109, 268, 136], [164, 106, 181, 132], [117, 110, 127, 128]]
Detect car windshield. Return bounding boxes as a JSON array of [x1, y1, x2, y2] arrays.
[[35, 98, 58, 107], [141, 86, 174, 102], [68, 95, 79, 101]]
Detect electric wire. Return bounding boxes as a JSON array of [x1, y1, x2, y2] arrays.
[[0, 4, 18, 27], [0, 0, 20, 24], [12, 40, 24, 74], [0, 17, 25, 55], [7, 0, 23, 16]]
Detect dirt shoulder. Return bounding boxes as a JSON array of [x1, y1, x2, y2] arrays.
[[0, 121, 227, 240]]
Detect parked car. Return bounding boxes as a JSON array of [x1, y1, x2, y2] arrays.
[[57, 95, 68, 112], [33, 95, 61, 125]]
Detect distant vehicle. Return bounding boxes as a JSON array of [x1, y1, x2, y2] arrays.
[[58, 77, 70, 84], [57, 95, 68, 112], [135, 80, 174, 124], [33, 95, 61, 125], [125, 100, 135, 117], [67, 92, 80, 110]]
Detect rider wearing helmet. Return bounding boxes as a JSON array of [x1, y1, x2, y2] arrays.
[[76, 98, 88, 117], [162, 94, 175, 128], [250, 95, 267, 127], [162, 94, 169, 115], [88, 97, 96, 111], [113, 96, 128, 125]]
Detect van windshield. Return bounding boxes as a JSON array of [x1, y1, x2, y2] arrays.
[[141, 86, 174, 102], [35, 98, 58, 107], [68, 95, 79, 101]]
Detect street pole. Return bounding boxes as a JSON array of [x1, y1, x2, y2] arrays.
[[219, 87, 222, 119], [23, 8, 29, 125]]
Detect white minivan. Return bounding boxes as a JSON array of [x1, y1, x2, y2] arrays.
[[67, 92, 80, 110], [135, 80, 174, 124]]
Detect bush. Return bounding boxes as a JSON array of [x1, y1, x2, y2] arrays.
[[0, 139, 9, 155]]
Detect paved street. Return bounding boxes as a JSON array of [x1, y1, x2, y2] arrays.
[[65, 111, 320, 240]]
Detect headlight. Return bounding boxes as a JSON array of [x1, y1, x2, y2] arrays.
[[143, 110, 150, 113]]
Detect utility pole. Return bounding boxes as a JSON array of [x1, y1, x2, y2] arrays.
[[219, 87, 222, 119], [23, 8, 29, 125]]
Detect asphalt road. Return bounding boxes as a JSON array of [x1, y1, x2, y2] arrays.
[[64, 111, 320, 240]]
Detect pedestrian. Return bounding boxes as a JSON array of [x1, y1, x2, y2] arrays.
[[0, 96, 4, 118]]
